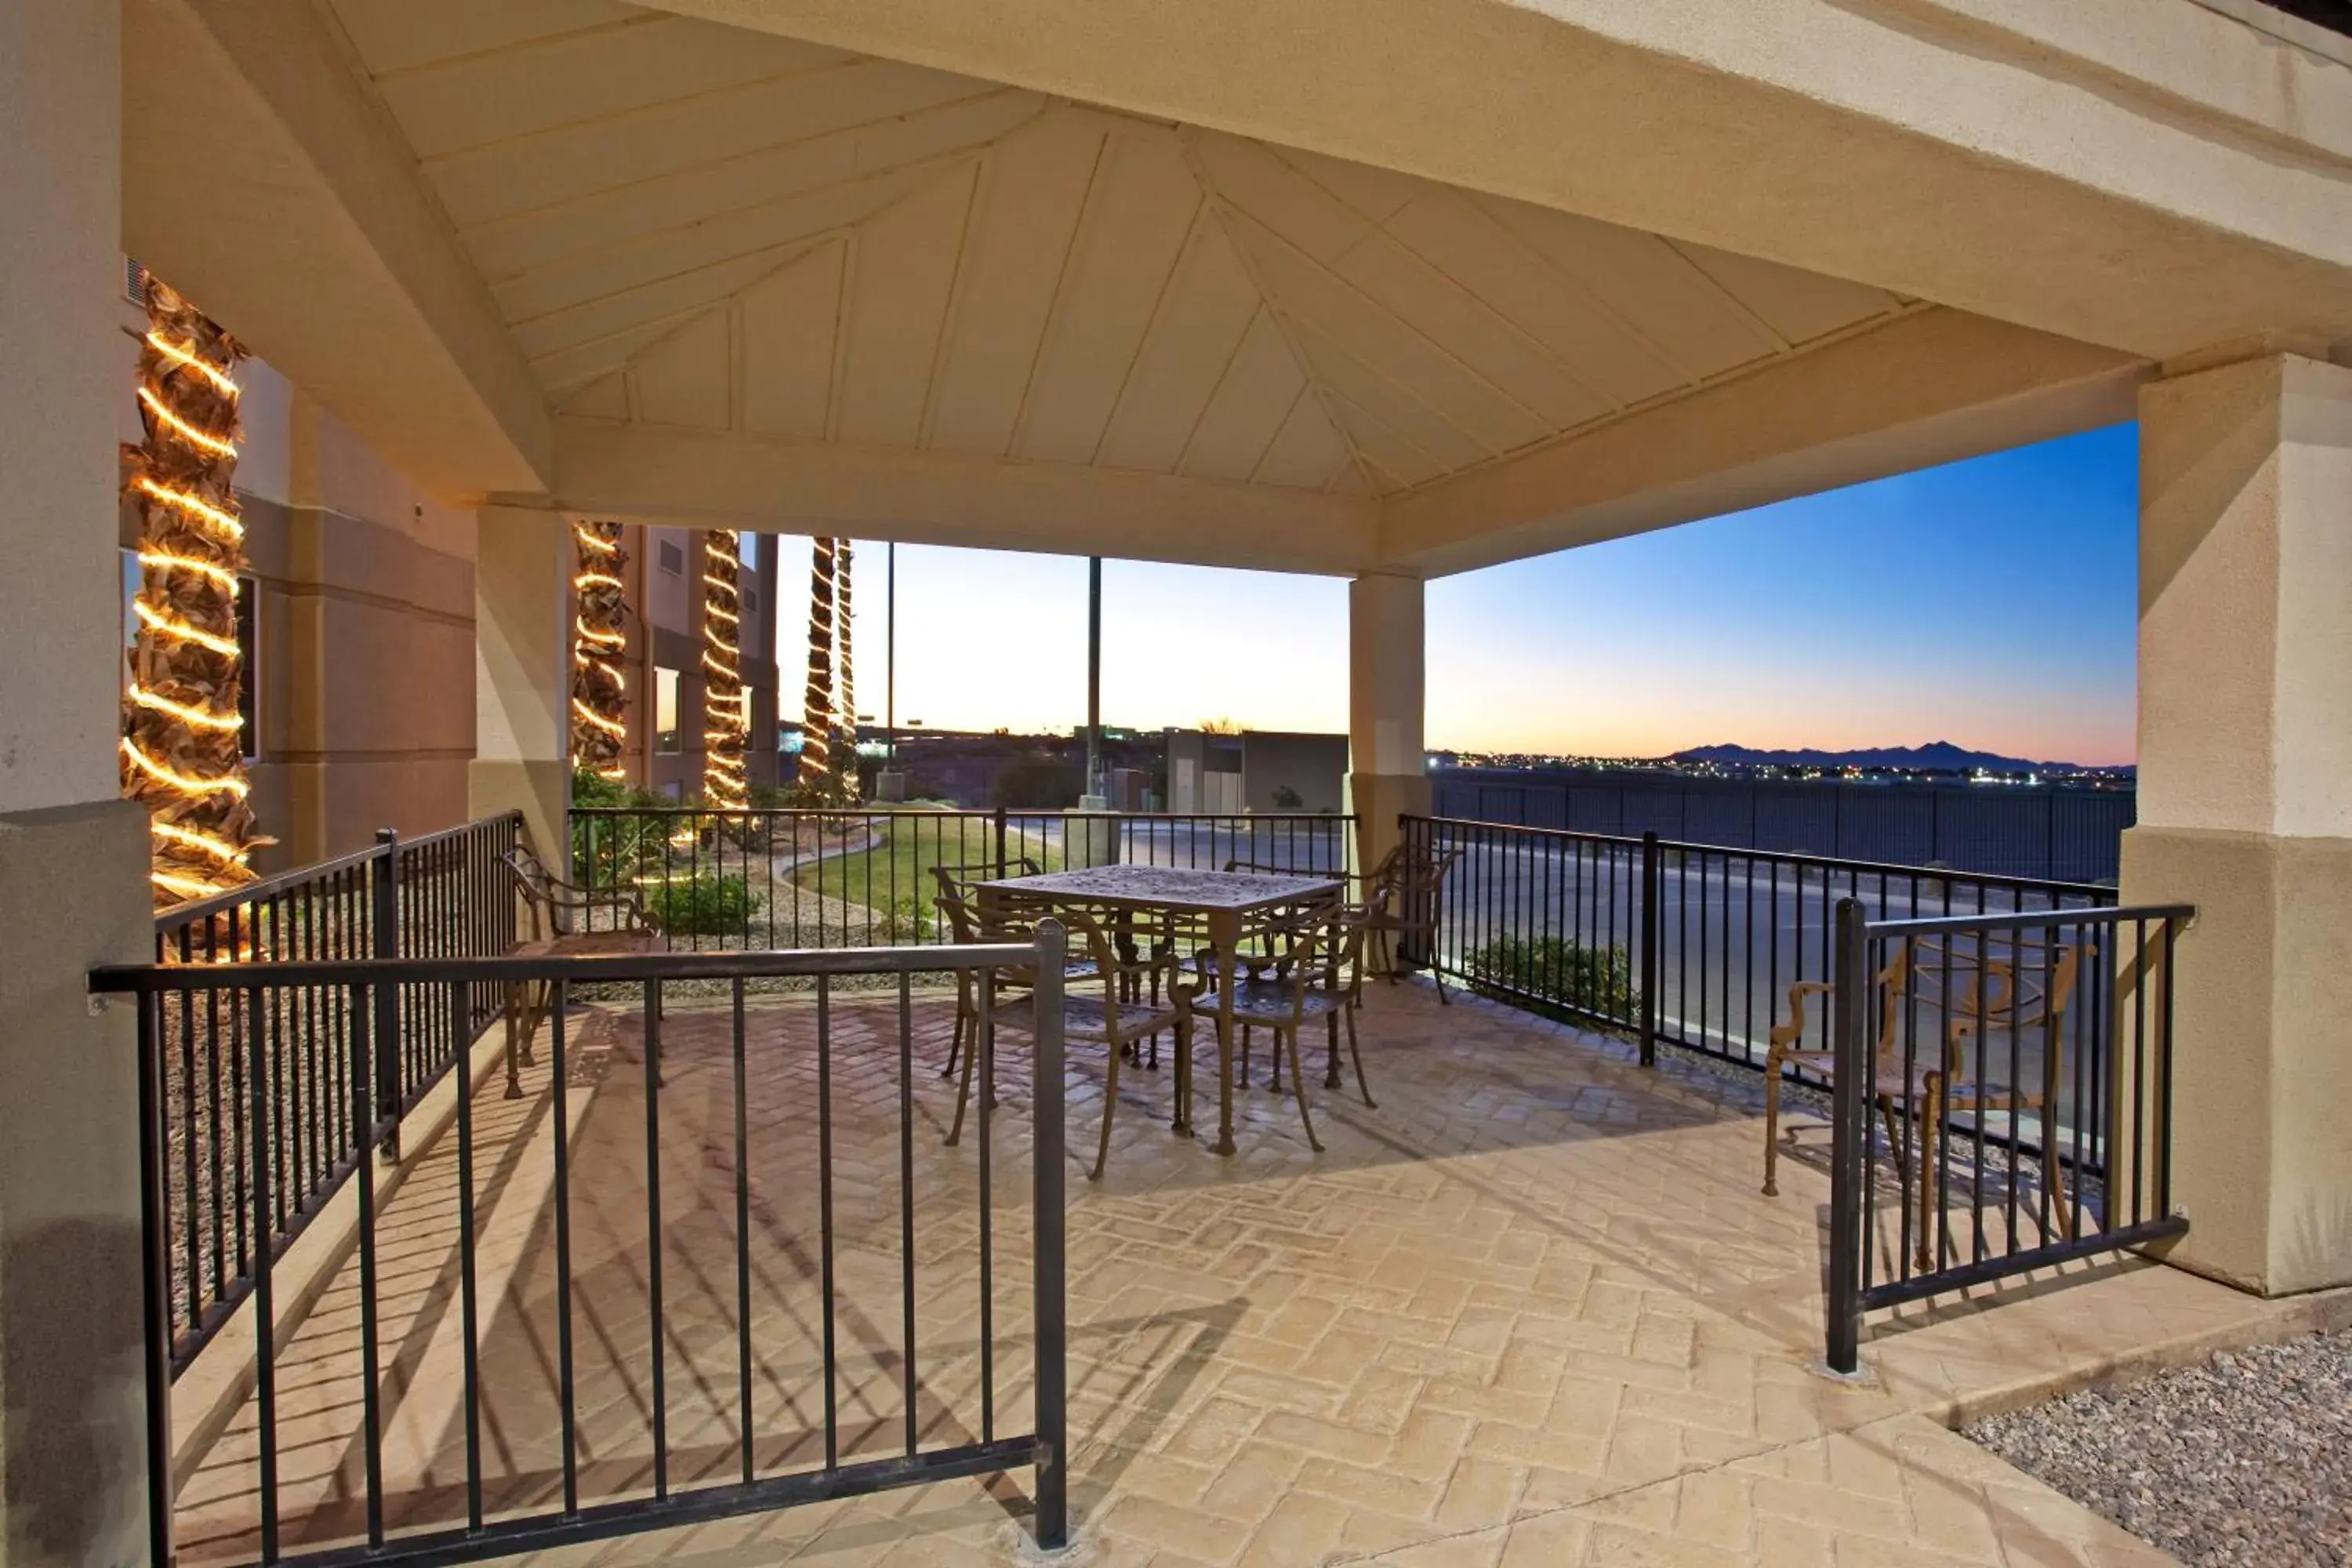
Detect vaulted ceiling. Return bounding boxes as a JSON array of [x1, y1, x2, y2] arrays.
[[324, 0, 1918, 503]]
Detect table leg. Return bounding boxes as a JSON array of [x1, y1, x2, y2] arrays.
[[1211, 909, 1240, 1156], [1171, 998, 1193, 1137]]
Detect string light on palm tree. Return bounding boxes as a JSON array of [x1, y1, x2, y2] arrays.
[[830, 539, 861, 803], [701, 528, 749, 810], [800, 535, 837, 799], [121, 275, 267, 906], [569, 519, 630, 780]]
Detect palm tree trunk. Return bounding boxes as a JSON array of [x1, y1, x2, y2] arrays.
[[800, 535, 837, 798], [701, 528, 748, 808], [830, 539, 860, 802], [122, 278, 265, 906], [570, 519, 630, 779]]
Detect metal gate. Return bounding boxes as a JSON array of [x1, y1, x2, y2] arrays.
[[95, 935, 1069, 1566], [1822, 898, 2193, 1370]]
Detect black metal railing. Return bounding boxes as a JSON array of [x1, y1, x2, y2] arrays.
[[1400, 815, 2111, 1070], [93, 938, 1069, 1568], [1397, 814, 2189, 1348], [1824, 899, 2192, 1370], [147, 813, 521, 1367], [1433, 768, 2136, 883], [570, 805, 1355, 949]]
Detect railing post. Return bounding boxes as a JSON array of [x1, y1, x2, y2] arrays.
[[1825, 896, 1867, 1374], [1639, 831, 1660, 1067], [372, 829, 402, 1160], [136, 993, 175, 1568], [993, 805, 1008, 880], [1031, 920, 1069, 1551]]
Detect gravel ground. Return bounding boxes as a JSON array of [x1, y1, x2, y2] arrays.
[[1967, 1328, 2352, 1566]]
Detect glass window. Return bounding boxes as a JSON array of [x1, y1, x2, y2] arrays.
[[655, 666, 681, 753], [738, 532, 758, 568]]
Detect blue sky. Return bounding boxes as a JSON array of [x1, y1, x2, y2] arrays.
[[800, 422, 2140, 766]]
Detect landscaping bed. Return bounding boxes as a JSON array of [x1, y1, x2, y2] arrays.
[[1966, 1327, 2352, 1567]]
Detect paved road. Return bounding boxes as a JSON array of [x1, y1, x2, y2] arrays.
[[1435, 833, 2111, 1138]]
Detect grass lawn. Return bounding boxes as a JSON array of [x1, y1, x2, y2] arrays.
[[791, 808, 1065, 914]]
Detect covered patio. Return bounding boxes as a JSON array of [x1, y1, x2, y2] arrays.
[[13, 1, 2352, 1563], [169, 978, 2285, 1566]]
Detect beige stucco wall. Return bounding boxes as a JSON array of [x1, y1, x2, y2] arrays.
[[0, 6, 157, 1564], [2125, 352, 2352, 1295]]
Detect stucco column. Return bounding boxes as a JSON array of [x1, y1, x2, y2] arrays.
[[2123, 353, 2352, 1296], [471, 506, 571, 860], [0, 2, 158, 1563], [1348, 570, 1431, 880]]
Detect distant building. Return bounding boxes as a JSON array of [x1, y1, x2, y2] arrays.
[[623, 527, 782, 799], [1163, 729, 1347, 815]]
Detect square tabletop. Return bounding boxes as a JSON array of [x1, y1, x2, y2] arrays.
[[977, 864, 1340, 916]]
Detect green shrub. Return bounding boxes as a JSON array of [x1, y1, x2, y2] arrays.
[[643, 872, 760, 936], [866, 896, 938, 944], [571, 768, 675, 886], [1464, 935, 1640, 1022]]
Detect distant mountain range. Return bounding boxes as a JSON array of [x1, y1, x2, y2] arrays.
[[1666, 741, 2127, 775]]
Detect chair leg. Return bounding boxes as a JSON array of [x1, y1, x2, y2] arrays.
[[1431, 945, 1450, 1005], [1240, 1024, 1252, 1089], [1917, 1081, 1940, 1272], [2045, 1123, 2077, 1240], [1762, 1043, 1784, 1197], [1092, 1037, 1123, 1182], [946, 1012, 979, 1147], [1279, 1027, 1323, 1154], [943, 1008, 966, 1080], [1344, 1005, 1375, 1109], [1325, 1011, 1342, 1091]]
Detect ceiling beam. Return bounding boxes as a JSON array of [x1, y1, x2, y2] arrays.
[[639, 0, 2352, 361], [543, 419, 1380, 573], [123, 0, 550, 499], [1380, 308, 2148, 576]]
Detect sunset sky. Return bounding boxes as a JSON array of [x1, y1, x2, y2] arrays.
[[783, 422, 2140, 767]]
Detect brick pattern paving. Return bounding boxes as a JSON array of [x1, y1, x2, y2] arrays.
[[172, 980, 2231, 1566]]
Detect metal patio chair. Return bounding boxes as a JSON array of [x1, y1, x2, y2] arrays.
[[1182, 892, 1373, 1154], [1358, 842, 1462, 1002], [946, 901, 1189, 1181], [499, 846, 664, 1094], [1762, 935, 2089, 1269]]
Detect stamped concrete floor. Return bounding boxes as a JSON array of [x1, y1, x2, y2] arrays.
[[174, 981, 2295, 1566]]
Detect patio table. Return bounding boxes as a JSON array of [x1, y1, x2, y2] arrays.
[[978, 865, 1342, 1156]]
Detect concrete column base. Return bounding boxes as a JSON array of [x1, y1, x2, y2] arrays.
[[0, 799, 155, 1566], [469, 758, 569, 867], [1062, 811, 1120, 870], [2122, 823, 2352, 1295], [1348, 771, 1434, 882]]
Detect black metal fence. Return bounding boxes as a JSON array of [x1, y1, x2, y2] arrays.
[[1824, 900, 2192, 1370], [1433, 769, 2136, 884], [1400, 815, 2114, 1073], [93, 938, 1070, 1568], [147, 814, 521, 1368], [568, 806, 1354, 949]]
